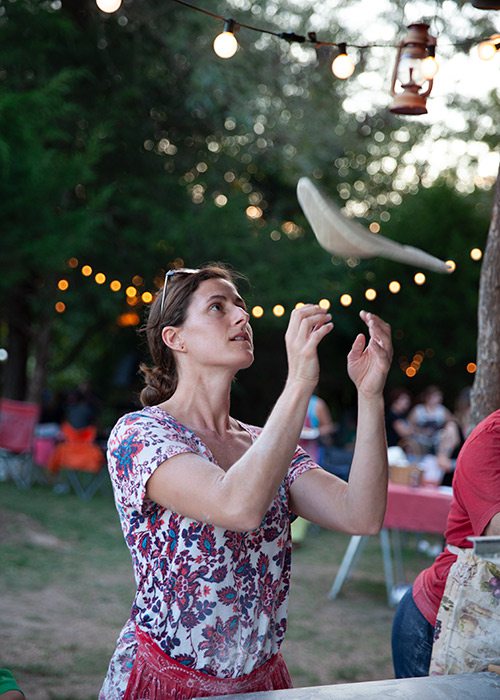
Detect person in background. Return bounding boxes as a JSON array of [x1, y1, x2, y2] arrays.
[[408, 385, 452, 457], [299, 394, 337, 464], [391, 408, 500, 677], [292, 394, 337, 545], [100, 264, 393, 699], [437, 387, 472, 488], [0, 668, 24, 699], [385, 388, 413, 450]]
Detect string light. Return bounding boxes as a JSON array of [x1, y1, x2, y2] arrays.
[[331, 43, 355, 80], [414, 272, 426, 285], [95, 0, 122, 13], [478, 34, 500, 60], [213, 19, 239, 59], [470, 248, 483, 261]]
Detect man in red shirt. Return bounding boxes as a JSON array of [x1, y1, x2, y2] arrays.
[[391, 409, 500, 677]]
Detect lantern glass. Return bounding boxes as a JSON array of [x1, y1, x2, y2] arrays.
[[397, 54, 425, 87]]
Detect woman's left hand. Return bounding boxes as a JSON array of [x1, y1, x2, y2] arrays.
[[347, 310, 393, 397]]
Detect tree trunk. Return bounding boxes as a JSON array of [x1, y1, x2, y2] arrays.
[[27, 320, 52, 406], [2, 290, 30, 400], [471, 165, 500, 426]]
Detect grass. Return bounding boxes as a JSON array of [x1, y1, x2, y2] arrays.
[[0, 480, 440, 699]]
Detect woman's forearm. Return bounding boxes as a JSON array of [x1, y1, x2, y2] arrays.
[[219, 379, 313, 529], [343, 393, 388, 532]]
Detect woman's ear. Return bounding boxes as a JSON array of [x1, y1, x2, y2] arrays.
[[161, 326, 186, 352]]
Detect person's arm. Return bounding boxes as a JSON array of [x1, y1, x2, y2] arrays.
[[485, 512, 500, 536], [290, 311, 392, 535], [146, 304, 333, 532], [392, 417, 413, 440]]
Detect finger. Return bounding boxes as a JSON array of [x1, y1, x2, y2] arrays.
[[347, 333, 366, 361], [310, 320, 334, 341], [360, 311, 391, 349]]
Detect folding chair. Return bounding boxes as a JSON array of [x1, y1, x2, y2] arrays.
[[0, 398, 40, 488], [48, 422, 107, 500]]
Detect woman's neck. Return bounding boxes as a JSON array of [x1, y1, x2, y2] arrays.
[[160, 373, 234, 435]]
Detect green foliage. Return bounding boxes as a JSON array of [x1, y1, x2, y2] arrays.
[[0, 0, 497, 419]]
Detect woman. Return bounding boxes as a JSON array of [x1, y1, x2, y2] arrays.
[[100, 264, 392, 699]]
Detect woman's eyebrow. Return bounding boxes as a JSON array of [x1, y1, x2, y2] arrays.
[[206, 293, 246, 308]]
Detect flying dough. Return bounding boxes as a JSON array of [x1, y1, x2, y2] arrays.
[[297, 177, 451, 274]]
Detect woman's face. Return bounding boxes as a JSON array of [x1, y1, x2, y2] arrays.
[[172, 277, 254, 372]]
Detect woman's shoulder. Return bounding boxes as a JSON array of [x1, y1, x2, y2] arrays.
[[109, 406, 185, 442]]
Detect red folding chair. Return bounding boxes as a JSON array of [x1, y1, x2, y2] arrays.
[[0, 398, 40, 488]]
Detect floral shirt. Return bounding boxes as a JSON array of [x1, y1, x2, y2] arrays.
[[99, 405, 318, 699]]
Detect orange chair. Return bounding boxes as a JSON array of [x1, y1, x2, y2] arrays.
[[49, 422, 107, 500], [0, 398, 40, 488]]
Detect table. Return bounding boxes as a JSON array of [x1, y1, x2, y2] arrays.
[[328, 483, 453, 606], [200, 671, 500, 700]]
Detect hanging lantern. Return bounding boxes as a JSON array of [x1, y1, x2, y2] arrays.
[[390, 23, 437, 115]]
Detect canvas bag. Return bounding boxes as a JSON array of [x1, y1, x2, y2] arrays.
[[430, 545, 500, 675]]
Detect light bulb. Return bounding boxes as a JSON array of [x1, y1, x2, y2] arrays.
[[421, 55, 439, 80], [331, 53, 355, 79], [213, 21, 238, 59], [478, 37, 500, 61], [96, 0, 122, 13]]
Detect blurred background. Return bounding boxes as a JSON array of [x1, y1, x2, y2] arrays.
[[0, 0, 498, 437]]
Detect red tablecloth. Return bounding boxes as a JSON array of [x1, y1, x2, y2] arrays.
[[383, 483, 453, 534]]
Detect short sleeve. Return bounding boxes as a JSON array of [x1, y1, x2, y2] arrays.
[[286, 444, 321, 491], [107, 409, 197, 512], [452, 413, 500, 537]]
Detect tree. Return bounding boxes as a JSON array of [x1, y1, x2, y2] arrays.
[[471, 164, 500, 425]]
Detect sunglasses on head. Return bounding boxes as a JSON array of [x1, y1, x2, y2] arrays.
[[159, 268, 199, 315]]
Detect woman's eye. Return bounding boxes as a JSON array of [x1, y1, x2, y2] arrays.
[[209, 303, 223, 311]]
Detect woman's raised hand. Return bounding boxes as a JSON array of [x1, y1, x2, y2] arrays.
[[347, 310, 393, 397], [285, 304, 333, 387]]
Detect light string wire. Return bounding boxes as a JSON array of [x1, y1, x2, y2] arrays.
[[170, 0, 495, 51]]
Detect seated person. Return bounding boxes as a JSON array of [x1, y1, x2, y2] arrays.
[[391, 408, 500, 677]]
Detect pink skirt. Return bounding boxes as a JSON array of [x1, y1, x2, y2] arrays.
[[123, 627, 292, 699]]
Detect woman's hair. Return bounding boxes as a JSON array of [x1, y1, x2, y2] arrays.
[[139, 263, 242, 406]]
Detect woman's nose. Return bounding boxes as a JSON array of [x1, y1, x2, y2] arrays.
[[235, 306, 250, 324]]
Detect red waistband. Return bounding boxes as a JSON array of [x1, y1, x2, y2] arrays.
[[124, 626, 292, 698]]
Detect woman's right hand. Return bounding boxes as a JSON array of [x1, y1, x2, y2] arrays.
[[285, 304, 333, 387]]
